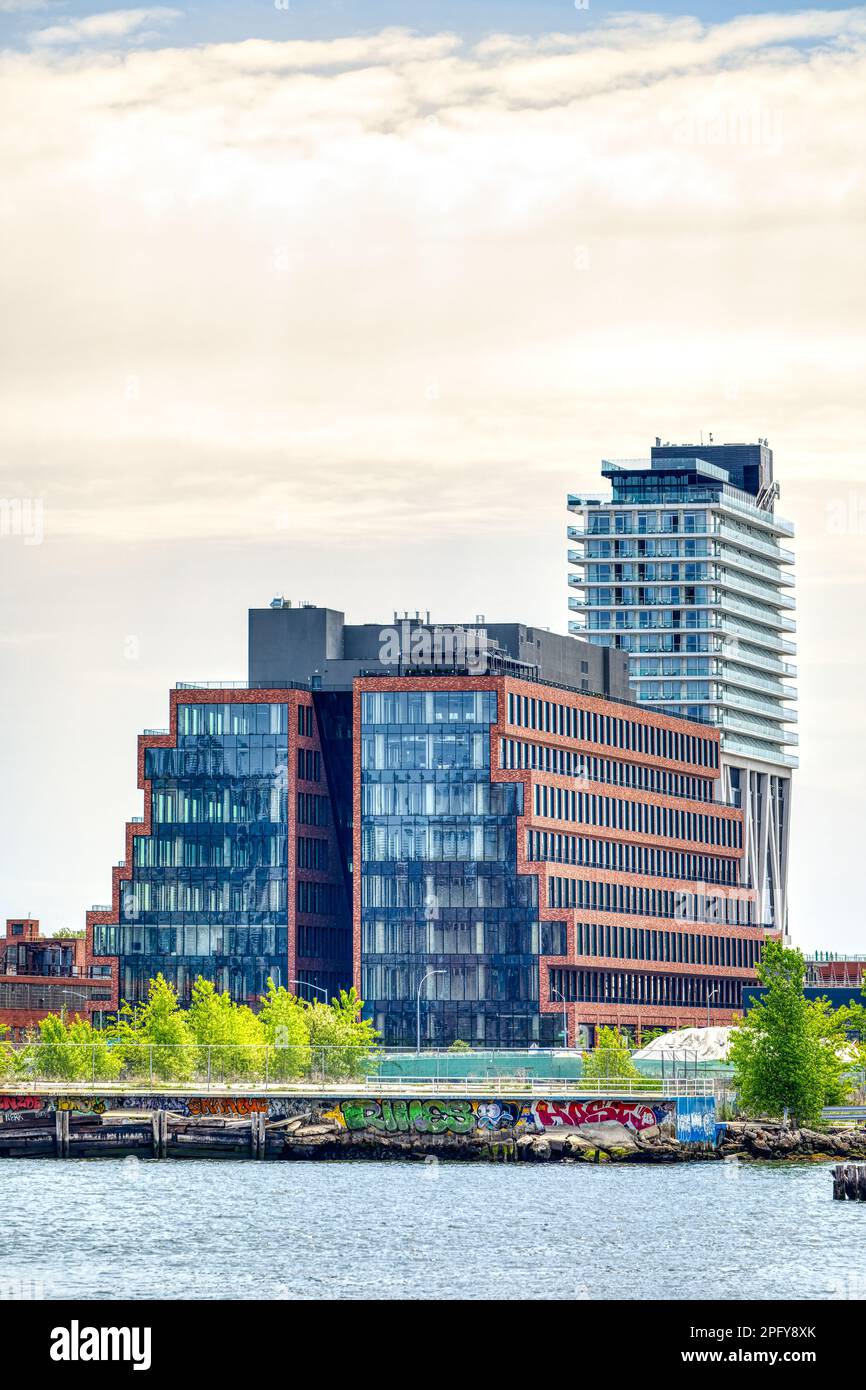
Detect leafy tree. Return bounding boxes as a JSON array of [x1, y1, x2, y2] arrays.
[[107, 973, 194, 1082], [305, 987, 380, 1080], [258, 979, 311, 1079], [582, 1026, 640, 1081], [186, 977, 265, 1081], [728, 941, 851, 1126], [32, 1013, 121, 1082], [448, 1039, 471, 1052]]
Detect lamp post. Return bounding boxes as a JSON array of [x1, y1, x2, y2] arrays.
[[288, 979, 330, 1003], [706, 985, 719, 1030], [416, 970, 446, 1055], [549, 986, 570, 1049]]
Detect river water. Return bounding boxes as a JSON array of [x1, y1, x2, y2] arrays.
[[2, 1158, 863, 1300]]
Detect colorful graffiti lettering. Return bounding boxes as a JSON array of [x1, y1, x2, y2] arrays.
[[55, 1097, 107, 1114], [0, 1095, 46, 1113], [187, 1097, 269, 1117], [531, 1100, 667, 1133], [340, 1099, 477, 1135]]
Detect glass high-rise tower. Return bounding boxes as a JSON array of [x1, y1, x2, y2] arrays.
[[567, 441, 796, 935]]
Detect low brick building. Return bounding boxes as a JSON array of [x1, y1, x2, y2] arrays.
[[0, 918, 113, 1039]]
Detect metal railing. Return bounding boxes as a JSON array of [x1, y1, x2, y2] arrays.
[[0, 1044, 719, 1095]]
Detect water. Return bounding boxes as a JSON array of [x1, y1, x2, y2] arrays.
[[2, 1158, 863, 1300]]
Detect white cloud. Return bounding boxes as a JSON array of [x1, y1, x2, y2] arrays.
[[30, 6, 182, 45], [1, 13, 865, 947]]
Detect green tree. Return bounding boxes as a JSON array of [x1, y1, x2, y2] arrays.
[[258, 979, 311, 1079], [107, 973, 194, 1082], [728, 941, 851, 1126], [305, 987, 380, 1080], [32, 1013, 121, 1083], [187, 977, 265, 1081], [582, 1026, 640, 1081]]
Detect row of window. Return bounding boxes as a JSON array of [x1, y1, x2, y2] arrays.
[[146, 742, 288, 780], [549, 967, 743, 1009], [584, 510, 708, 536], [507, 692, 717, 768], [297, 925, 351, 959], [547, 876, 755, 926], [533, 783, 741, 847], [583, 537, 711, 559], [361, 821, 512, 863], [360, 731, 490, 772], [134, 830, 287, 869], [572, 920, 761, 968], [361, 691, 496, 726], [499, 738, 714, 803], [297, 748, 321, 782], [361, 779, 521, 818], [588, 586, 712, 608], [152, 786, 285, 825], [361, 869, 537, 910], [298, 705, 314, 737], [297, 835, 328, 870], [361, 917, 566, 957], [297, 881, 341, 916], [177, 702, 288, 737], [585, 611, 715, 631], [584, 563, 711, 583], [527, 831, 741, 886], [122, 878, 285, 915], [94, 925, 288, 957], [362, 962, 538, 1003], [297, 793, 329, 827]]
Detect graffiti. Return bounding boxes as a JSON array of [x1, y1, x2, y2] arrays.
[[187, 1097, 269, 1117], [120, 1097, 191, 1115], [531, 1100, 668, 1133], [0, 1095, 46, 1113], [340, 1099, 477, 1135], [675, 1096, 716, 1144], [55, 1097, 107, 1114], [475, 1101, 522, 1131]]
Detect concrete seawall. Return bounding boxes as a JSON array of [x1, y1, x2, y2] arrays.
[[0, 1092, 717, 1161]]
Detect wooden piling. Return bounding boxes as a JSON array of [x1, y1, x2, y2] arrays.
[[832, 1163, 866, 1199], [55, 1108, 69, 1159]]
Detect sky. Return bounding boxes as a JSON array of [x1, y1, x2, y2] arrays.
[[1, 3, 864, 951]]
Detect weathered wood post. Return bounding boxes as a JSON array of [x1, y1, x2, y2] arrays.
[[151, 1111, 160, 1158], [55, 1108, 69, 1159], [159, 1108, 169, 1159]]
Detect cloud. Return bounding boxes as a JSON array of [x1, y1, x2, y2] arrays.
[[0, 0, 54, 12], [1, 9, 865, 550], [30, 6, 182, 45]]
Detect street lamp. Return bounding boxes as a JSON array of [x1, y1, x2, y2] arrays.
[[288, 979, 330, 1004], [416, 970, 446, 1054], [706, 986, 719, 1029], [549, 986, 570, 1049]]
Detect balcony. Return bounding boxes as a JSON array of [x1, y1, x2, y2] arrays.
[[719, 618, 796, 656], [722, 733, 799, 768], [715, 688, 799, 723], [714, 539, 795, 587], [717, 568, 797, 610], [722, 594, 796, 632], [716, 520, 795, 563]]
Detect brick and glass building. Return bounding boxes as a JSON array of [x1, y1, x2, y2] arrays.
[[0, 918, 111, 1039], [84, 604, 770, 1045], [568, 440, 796, 936]]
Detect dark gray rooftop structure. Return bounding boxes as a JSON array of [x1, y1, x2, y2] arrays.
[[248, 602, 631, 701]]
